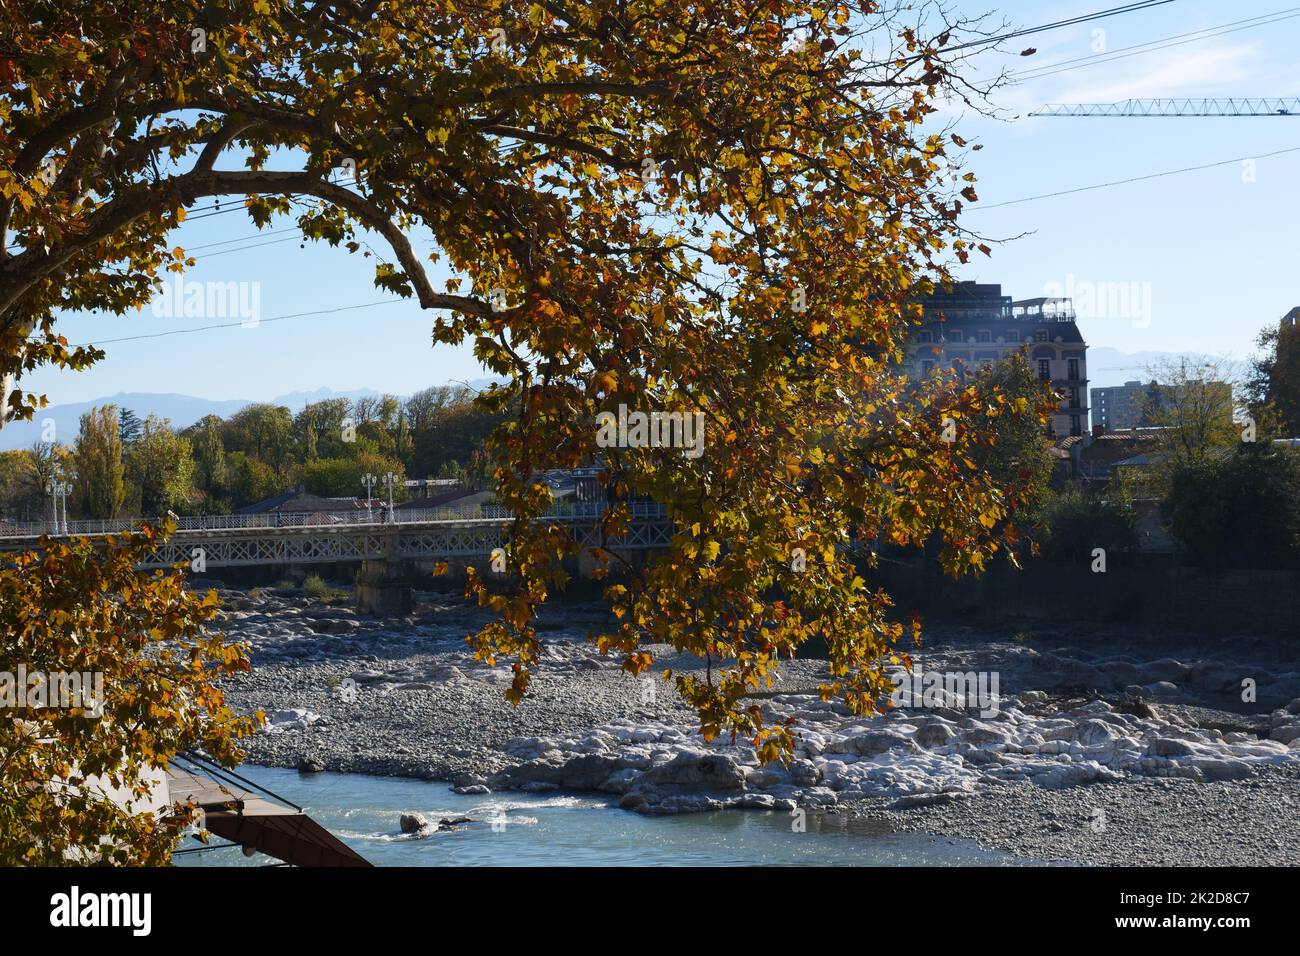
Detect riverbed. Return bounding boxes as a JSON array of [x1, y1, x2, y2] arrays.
[[174, 766, 1050, 867], [211, 586, 1300, 866]]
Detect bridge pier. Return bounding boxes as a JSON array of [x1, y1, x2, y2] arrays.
[[355, 526, 412, 615], [355, 559, 413, 615]]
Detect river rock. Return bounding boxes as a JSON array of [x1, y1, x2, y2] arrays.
[[400, 813, 430, 833], [1142, 658, 1192, 683], [638, 752, 746, 791]]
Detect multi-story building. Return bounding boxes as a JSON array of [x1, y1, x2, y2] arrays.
[[1091, 379, 1233, 431], [1090, 380, 1151, 431], [906, 282, 1088, 437]]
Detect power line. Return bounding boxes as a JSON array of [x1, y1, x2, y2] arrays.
[[1014, 7, 1300, 82], [969, 144, 1300, 209], [910, 0, 1183, 62], [69, 299, 407, 348]]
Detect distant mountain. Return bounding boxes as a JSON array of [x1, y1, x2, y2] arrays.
[[0, 379, 504, 451], [1084, 347, 1234, 390]]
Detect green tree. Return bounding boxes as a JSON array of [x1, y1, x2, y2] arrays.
[[188, 414, 228, 501], [1162, 445, 1300, 567], [1041, 488, 1137, 563], [117, 408, 143, 447], [0, 521, 260, 864], [1246, 320, 1300, 437], [125, 415, 198, 515], [224, 451, 282, 507], [293, 398, 352, 462], [226, 404, 293, 471], [301, 453, 407, 499], [73, 405, 126, 520]]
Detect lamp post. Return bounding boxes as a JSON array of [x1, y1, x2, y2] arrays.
[[381, 472, 398, 523], [362, 473, 376, 521], [45, 479, 57, 534], [46, 477, 72, 534]]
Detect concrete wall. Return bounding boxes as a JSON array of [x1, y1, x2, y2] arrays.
[[872, 555, 1300, 634]]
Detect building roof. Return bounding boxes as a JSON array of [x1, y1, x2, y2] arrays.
[[395, 488, 491, 510], [236, 491, 365, 515]]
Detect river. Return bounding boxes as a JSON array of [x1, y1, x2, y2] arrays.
[[174, 765, 1052, 866]]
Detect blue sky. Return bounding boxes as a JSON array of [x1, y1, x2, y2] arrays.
[[25, 0, 1300, 404]]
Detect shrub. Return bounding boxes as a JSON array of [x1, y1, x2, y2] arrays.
[[1040, 488, 1137, 562], [1162, 445, 1300, 567]]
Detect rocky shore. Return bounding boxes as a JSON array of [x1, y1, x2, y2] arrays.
[[213, 583, 1300, 865]]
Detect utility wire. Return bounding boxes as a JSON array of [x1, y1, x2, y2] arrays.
[[1014, 7, 1300, 81], [897, 0, 1183, 63], [969, 144, 1300, 210], [70, 299, 407, 349]]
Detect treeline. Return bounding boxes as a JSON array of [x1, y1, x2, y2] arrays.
[[0, 386, 505, 521], [1034, 327, 1300, 569]]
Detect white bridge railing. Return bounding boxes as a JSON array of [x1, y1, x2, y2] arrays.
[[0, 499, 668, 540]]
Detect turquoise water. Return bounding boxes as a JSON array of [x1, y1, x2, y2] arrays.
[[175, 766, 1048, 867]]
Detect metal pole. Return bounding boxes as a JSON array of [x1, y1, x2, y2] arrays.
[[362, 473, 375, 521]]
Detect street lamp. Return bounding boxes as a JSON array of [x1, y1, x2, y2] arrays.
[[362, 473, 376, 521], [382, 472, 398, 523], [46, 477, 73, 535]]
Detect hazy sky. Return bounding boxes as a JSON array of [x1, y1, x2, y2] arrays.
[[24, 0, 1300, 404]]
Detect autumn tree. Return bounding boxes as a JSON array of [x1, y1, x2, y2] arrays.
[[0, 521, 260, 865], [125, 414, 198, 514], [967, 352, 1059, 545], [73, 404, 127, 519], [1137, 358, 1241, 498], [0, 443, 66, 520], [2, 0, 1026, 756]]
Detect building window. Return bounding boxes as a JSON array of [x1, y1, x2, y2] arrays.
[[1034, 329, 1048, 342], [1038, 359, 1051, 381], [1067, 358, 1080, 381], [1070, 415, 1081, 437], [947, 329, 963, 343], [978, 329, 991, 343], [1005, 330, 1020, 343], [921, 360, 935, 375], [918, 330, 932, 343], [1069, 387, 1080, 408]]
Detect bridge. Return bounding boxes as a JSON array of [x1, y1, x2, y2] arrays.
[[0, 501, 674, 613]]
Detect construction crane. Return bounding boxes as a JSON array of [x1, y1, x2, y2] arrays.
[[1031, 97, 1300, 117]]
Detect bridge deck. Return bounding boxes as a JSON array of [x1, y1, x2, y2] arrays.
[[0, 511, 673, 569]]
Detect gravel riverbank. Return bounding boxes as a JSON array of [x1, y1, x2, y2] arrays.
[[213, 583, 1300, 866]]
